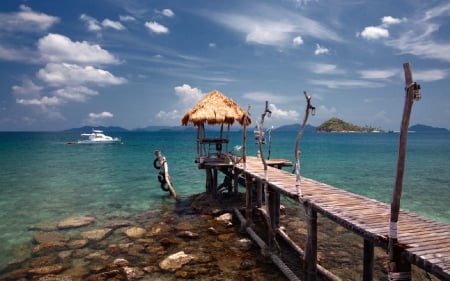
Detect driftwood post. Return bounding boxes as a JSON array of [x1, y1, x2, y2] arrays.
[[291, 91, 317, 281], [388, 62, 420, 280], [154, 150, 179, 201]]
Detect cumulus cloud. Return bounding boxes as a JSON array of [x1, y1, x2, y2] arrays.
[[0, 5, 59, 32], [314, 44, 329, 55], [269, 104, 299, 120], [359, 26, 389, 40], [89, 111, 114, 119], [17, 96, 61, 106], [38, 33, 119, 65], [160, 9, 175, 17], [12, 79, 43, 96], [37, 63, 127, 86], [54, 86, 99, 102], [358, 16, 405, 40], [80, 14, 101, 31], [156, 109, 180, 121], [102, 19, 125, 30], [293, 36, 304, 46], [145, 21, 169, 34], [174, 84, 204, 106]]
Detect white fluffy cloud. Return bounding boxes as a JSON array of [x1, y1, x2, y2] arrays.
[[38, 33, 119, 65], [145, 21, 169, 34], [37, 63, 126, 86], [174, 84, 204, 106], [102, 19, 125, 30], [0, 5, 59, 32], [17, 96, 61, 106], [89, 111, 114, 119], [269, 104, 299, 120], [360, 26, 389, 40], [293, 36, 304, 46], [54, 86, 99, 102], [80, 14, 101, 31], [314, 44, 329, 55], [12, 79, 43, 96], [358, 16, 405, 40]]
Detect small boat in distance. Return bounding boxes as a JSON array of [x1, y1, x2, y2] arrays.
[[68, 129, 121, 144]]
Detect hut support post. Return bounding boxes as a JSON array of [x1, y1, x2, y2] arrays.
[[389, 62, 419, 281], [363, 239, 374, 281], [304, 204, 318, 281]]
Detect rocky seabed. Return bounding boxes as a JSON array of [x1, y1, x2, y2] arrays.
[[0, 196, 285, 281]]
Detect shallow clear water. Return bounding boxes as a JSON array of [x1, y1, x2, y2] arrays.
[[0, 130, 449, 269]]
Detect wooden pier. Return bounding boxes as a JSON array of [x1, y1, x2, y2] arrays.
[[220, 156, 450, 280]]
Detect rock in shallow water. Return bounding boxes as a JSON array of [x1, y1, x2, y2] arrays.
[[124, 226, 146, 239], [159, 251, 195, 272], [57, 216, 95, 229]]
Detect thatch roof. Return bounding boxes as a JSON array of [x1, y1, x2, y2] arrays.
[[181, 90, 251, 126]]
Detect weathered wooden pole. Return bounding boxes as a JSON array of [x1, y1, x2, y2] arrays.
[[293, 91, 315, 198], [388, 62, 421, 280]]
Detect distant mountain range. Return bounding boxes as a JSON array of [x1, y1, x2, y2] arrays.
[[64, 123, 448, 133]]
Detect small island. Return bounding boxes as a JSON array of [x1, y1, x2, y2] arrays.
[[316, 117, 383, 133]]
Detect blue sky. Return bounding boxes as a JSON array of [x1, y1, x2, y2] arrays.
[[0, 0, 449, 131]]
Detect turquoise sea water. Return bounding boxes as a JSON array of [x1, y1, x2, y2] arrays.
[[0, 130, 449, 270]]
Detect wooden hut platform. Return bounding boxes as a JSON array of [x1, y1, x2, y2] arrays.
[[229, 156, 450, 280]]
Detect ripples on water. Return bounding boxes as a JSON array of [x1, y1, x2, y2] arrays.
[[0, 131, 448, 279]]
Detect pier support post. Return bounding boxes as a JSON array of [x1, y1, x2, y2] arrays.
[[363, 239, 374, 281], [256, 180, 263, 208], [245, 174, 253, 226], [267, 187, 280, 252], [304, 204, 317, 281], [233, 167, 240, 199]]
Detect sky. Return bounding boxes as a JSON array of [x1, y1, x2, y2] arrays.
[[0, 0, 449, 131]]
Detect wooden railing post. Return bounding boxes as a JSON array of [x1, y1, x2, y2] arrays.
[[389, 62, 420, 280]]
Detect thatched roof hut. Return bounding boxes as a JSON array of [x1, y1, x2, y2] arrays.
[[181, 90, 251, 165], [181, 90, 251, 127]]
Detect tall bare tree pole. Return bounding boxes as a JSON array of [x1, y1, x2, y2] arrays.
[[388, 62, 421, 280], [293, 91, 315, 197]]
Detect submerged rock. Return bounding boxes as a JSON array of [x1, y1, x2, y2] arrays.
[[57, 216, 95, 229], [81, 228, 112, 241], [34, 231, 69, 244], [124, 226, 146, 239], [159, 251, 195, 272]]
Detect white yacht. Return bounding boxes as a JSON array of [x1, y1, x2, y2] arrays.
[[77, 129, 121, 144]]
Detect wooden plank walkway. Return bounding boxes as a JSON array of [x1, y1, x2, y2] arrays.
[[236, 156, 450, 280]]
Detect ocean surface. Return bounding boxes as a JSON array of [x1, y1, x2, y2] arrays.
[[0, 130, 449, 273]]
